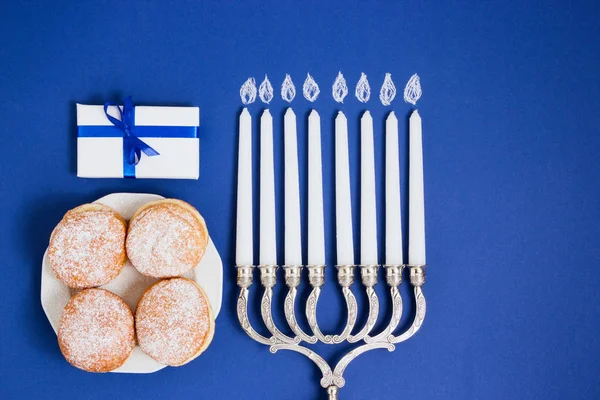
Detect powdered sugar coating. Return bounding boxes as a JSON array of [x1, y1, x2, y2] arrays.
[[126, 202, 208, 278], [58, 289, 135, 372], [48, 205, 127, 288], [135, 278, 213, 366]]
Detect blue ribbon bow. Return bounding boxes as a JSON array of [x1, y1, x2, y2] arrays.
[[103, 96, 160, 166]]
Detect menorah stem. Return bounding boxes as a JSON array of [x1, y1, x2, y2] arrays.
[[327, 386, 340, 400]]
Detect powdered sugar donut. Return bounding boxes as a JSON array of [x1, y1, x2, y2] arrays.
[[58, 289, 135, 372], [135, 278, 215, 366], [126, 199, 209, 278], [48, 203, 127, 289]]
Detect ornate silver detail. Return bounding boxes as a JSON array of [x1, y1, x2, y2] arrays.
[[261, 287, 300, 344], [283, 265, 303, 287], [237, 288, 280, 346], [332, 342, 396, 388], [365, 265, 403, 343], [336, 265, 355, 287], [284, 287, 317, 344], [409, 265, 426, 287], [383, 264, 403, 287], [390, 286, 426, 343], [307, 264, 326, 287], [359, 264, 379, 287], [236, 261, 428, 399], [237, 265, 255, 289], [270, 344, 334, 388], [366, 286, 403, 343], [259, 264, 279, 288], [332, 287, 357, 344], [348, 286, 379, 343]]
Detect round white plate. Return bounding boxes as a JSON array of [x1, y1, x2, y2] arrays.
[[40, 193, 223, 373]]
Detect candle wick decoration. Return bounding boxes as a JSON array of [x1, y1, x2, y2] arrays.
[[240, 77, 257, 105], [403, 73, 422, 106], [355, 73, 371, 103], [332, 71, 349, 103], [303, 73, 320, 102], [281, 74, 296, 103], [235, 82, 428, 399], [379, 73, 397, 106], [259, 75, 274, 104]]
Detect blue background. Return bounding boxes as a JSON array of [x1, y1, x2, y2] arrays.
[[1, 1, 599, 399]]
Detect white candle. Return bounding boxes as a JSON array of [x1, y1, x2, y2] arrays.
[[408, 110, 426, 265], [260, 109, 277, 266], [236, 108, 253, 266], [335, 111, 354, 266], [308, 110, 325, 266], [385, 112, 403, 265], [360, 111, 378, 266], [284, 108, 302, 266]]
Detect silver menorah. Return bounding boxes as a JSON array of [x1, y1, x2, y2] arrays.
[[236, 263, 427, 399], [235, 106, 427, 399]]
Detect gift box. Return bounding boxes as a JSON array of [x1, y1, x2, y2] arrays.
[[77, 97, 200, 179]]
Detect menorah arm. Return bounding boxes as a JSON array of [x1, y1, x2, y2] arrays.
[[237, 287, 278, 346], [329, 265, 358, 344], [332, 341, 396, 389], [284, 287, 317, 344], [261, 286, 301, 344], [365, 265, 403, 343], [390, 286, 426, 343], [348, 265, 380, 343], [270, 344, 334, 389], [365, 286, 402, 343]]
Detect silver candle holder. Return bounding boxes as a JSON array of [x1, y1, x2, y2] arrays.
[[236, 262, 427, 399]]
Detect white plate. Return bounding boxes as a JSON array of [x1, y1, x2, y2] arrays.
[[40, 193, 223, 373]]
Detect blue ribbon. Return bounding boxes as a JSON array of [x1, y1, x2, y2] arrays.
[[103, 96, 159, 177], [78, 97, 199, 178]]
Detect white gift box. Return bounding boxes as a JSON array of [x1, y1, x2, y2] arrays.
[[77, 103, 200, 179]]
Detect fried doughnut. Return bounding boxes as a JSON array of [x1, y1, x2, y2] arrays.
[[58, 288, 135, 372], [48, 203, 127, 289], [126, 199, 209, 278], [135, 278, 215, 366]]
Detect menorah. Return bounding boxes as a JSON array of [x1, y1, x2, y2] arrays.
[[234, 103, 427, 399]]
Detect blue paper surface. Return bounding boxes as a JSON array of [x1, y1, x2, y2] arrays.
[[1, 1, 600, 399]]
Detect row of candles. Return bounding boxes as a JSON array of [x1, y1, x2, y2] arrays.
[[236, 108, 425, 269]]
